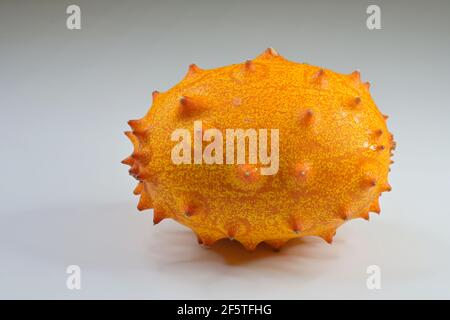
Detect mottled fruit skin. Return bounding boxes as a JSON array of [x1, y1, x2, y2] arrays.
[[122, 48, 395, 251]]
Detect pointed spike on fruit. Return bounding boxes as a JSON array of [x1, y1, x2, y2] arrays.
[[180, 95, 193, 103], [124, 131, 139, 147], [362, 177, 377, 189], [128, 119, 141, 131], [383, 114, 389, 120], [137, 192, 153, 211], [360, 211, 370, 220], [350, 70, 361, 83], [237, 164, 260, 183], [227, 224, 239, 240], [132, 130, 145, 141], [132, 128, 149, 141], [316, 68, 325, 76], [382, 183, 392, 192], [200, 236, 217, 247], [363, 81, 371, 90], [290, 215, 303, 234], [372, 129, 383, 137], [131, 151, 145, 161], [264, 47, 279, 57], [367, 178, 377, 187], [135, 168, 152, 181], [130, 165, 152, 182], [244, 60, 255, 72], [196, 235, 203, 245], [294, 162, 310, 181], [300, 109, 315, 126], [241, 241, 259, 251], [312, 68, 325, 79], [319, 229, 336, 244], [369, 198, 381, 214], [178, 95, 205, 117], [268, 47, 279, 55], [121, 156, 134, 166], [255, 47, 281, 60], [153, 208, 166, 225], [179, 95, 191, 106], [189, 63, 201, 73], [349, 96, 362, 108], [129, 163, 140, 180], [136, 198, 149, 211], [312, 68, 328, 88], [391, 140, 397, 151], [133, 182, 144, 195], [183, 204, 196, 217], [338, 206, 352, 220], [152, 90, 160, 100], [124, 131, 133, 140], [185, 63, 202, 78]]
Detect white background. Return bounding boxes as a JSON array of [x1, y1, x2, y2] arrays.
[[1, 0, 450, 299]]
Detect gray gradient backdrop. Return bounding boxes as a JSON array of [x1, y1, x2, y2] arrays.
[[1, 0, 450, 299]]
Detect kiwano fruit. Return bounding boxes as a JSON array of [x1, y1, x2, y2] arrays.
[[122, 48, 395, 251]]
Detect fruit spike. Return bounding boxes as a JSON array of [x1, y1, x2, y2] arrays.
[[289, 215, 303, 234], [152, 90, 160, 100], [244, 60, 255, 72], [152, 208, 166, 225], [122, 48, 394, 251], [185, 64, 203, 79], [319, 228, 336, 244], [369, 198, 381, 214], [258, 47, 279, 59], [178, 96, 205, 117], [137, 192, 153, 211], [350, 70, 361, 83], [299, 109, 315, 126], [133, 182, 143, 195], [348, 96, 362, 109], [338, 206, 352, 220], [312, 68, 328, 88]]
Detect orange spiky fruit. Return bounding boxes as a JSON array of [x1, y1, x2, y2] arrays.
[[122, 48, 395, 251]]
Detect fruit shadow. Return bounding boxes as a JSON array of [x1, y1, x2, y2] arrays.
[[210, 236, 337, 265], [150, 227, 341, 272]]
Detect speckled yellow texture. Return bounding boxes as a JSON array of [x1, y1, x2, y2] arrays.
[[122, 48, 395, 251]]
